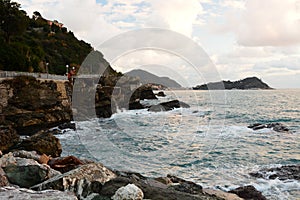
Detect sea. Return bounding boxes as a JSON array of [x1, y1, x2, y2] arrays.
[[57, 89, 300, 200]]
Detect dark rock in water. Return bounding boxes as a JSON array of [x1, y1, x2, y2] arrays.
[[128, 101, 145, 110], [148, 100, 190, 112], [248, 123, 289, 132], [15, 130, 62, 157], [249, 164, 300, 181], [0, 152, 61, 188], [131, 85, 157, 100], [58, 122, 76, 131], [0, 186, 77, 200], [0, 125, 19, 152], [229, 185, 267, 200], [48, 155, 84, 173], [0, 167, 9, 187], [156, 91, 166, 97]]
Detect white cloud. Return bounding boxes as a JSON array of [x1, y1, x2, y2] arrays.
[[234, 0, 300, 46]]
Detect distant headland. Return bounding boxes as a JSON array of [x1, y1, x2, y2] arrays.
[[193, 77, 273, 90]]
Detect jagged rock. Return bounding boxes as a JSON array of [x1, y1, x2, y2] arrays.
[[229, 185, 267, 200], [1, 77, 72, 135], [131, 85, 157, 100], [48, 155, 84, 173], [12, 150, 41, 162], [15, 130, 62, 157], [58, 122, 76, 131], [112, 184, 144, 200], [248, 123, 289, 132], [0, 167, 9, 187], [0, 186, 78, 200], [0, 125, 19, 152], [249, 164, 300, 181], [148, 100, 190, 112], [100, 171, 220, 200], [167, 175, 203, 195], [31, 163, 117, 199], [156, 91, 166, 97], [0, 152, 61, 188]]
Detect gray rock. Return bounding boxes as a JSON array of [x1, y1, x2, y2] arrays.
[[0, 152, 61, 188], [248, 123, 289, 132], [148, 100, 190, 112], [0, 186, 78, 200], [112, 184, 144, 200], [249, 164, 300, 181], [31, 163, 117, 199]]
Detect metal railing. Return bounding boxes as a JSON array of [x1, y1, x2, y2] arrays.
[[0, 71, 67, 80]]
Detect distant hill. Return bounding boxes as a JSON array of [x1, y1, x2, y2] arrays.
[[193, 77, 272, 90], [126, 69, 182, 88]]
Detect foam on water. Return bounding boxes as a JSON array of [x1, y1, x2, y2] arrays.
[[57, 89, 300, 199]]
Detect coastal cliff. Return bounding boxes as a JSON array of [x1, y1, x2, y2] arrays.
[[193, 77, 272, 90], [0, 76, 72, 136]]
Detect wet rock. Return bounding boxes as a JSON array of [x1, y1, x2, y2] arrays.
[[156, 91, 166, 97], [0, 186, 77, 200], [0, 152, 61, 188], [148, 100, 190, 112], [58, 122, 76, 131], [248, 123, 289, 132], [131, 85, 157, 100], [112, 184, 144, 200], [0, 125, 19, 152], [0, 167, 9, 187], [203, 189, 243, 200], [48, 155, 84, 173], [15, 130, 62, 157], [167, 175, 203, 195], [31, 163, 117, 199], [229, 185, 267, 200], [100, 172, 219, 200], [249, 164, 300, 181]]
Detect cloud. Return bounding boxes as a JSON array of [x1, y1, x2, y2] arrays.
[[233, 0, 300, 46], [146, 0, 203, 36]]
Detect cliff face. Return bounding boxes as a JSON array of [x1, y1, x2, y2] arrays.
[[193, 77, 272, 90], [0, 76, 72, 135]]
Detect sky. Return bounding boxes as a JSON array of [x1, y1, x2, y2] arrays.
[[16, 0, 300, 88]]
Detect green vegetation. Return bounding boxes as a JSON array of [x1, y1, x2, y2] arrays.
[[0, 0, 93, 74]]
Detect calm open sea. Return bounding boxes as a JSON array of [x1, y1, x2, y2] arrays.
[[57, 89, 300, 199]]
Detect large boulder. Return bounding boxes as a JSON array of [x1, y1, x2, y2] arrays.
[[0, 186, 77, 200], [0, 125, 19, 152], [148, 100, 190, 112], [0, 152, 61, 188], [15, 130, 62, 157], [31, 163, 117, 199], [249, 164, 300, 181], [229, 185, 267, 200], [112, 184, 144, 200]]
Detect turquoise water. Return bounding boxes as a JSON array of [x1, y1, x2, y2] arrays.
[[58, 89, 300, 199]]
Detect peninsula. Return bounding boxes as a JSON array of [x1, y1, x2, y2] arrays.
[[193, 77, 272, 90]]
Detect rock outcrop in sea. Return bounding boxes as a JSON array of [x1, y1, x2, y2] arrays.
[[193, 77, 272, 90]]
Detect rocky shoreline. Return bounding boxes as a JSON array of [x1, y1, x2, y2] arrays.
[[0, 146, 272, 200]]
